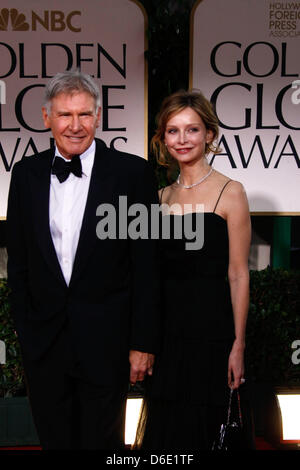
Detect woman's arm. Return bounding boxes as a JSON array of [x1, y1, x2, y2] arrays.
[[224, 181, 251, 389]]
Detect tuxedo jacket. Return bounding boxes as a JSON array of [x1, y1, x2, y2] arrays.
[[6, 139, 161, 387]]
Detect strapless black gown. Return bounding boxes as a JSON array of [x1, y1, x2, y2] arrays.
[[135, 212, 249, 450]]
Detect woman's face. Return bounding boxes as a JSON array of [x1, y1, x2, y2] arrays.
[[164, 107, 213, 165]]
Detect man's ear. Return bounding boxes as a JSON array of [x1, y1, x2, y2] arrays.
[[42, 107, 51, 129], [96, 107, 101, 128]]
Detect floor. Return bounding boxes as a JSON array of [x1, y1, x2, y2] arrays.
[[0, 437, 278, 451]]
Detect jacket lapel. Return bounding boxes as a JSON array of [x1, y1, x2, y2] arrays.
[[30, 149, 67, 286], [69, 140, 115, 286]]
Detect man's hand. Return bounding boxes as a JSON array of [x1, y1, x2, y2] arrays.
[[129, 350, 155, 385]]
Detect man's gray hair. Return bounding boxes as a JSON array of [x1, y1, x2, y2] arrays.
[[43, 69, 101, 113]]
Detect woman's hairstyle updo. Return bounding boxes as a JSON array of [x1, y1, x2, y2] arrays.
[[151, 89, 221, 179]]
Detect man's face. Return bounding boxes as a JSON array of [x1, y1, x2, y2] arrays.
[[42, 91, 101, 159]]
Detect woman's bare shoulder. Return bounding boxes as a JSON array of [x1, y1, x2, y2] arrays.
[[225, 180, 247, 200], [158, 184, 175, 202], [213, 170, 246, 196], [221, 180, 249, 219]]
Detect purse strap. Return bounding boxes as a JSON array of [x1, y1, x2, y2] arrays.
[[226, 388, 243, 427]]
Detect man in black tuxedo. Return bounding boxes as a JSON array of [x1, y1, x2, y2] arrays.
[[6, 70, 160, 449]]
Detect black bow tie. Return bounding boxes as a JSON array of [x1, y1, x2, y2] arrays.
[[51, 155, 82, 183]]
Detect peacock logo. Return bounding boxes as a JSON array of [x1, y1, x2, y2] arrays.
[[0, 8, 29, 31]]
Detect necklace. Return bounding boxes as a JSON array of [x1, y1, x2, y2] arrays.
[[176, 167, 213, 189]]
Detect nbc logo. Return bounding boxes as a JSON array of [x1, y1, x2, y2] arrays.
[[0, 8, 81, 32], [0, 8, 29, 31]]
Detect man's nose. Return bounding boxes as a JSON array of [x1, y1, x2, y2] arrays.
[[69, 116, 82, 131]]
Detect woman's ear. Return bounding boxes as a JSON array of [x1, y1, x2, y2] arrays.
[[206, 128, 214, 144]]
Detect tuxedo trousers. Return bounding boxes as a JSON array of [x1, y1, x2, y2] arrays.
[[22, 320, 128, 450]]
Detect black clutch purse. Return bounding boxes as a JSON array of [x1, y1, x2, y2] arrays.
[[212, 388, 244, 451]]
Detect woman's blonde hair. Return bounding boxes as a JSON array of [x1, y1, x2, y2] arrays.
[[151, 89, 221, 179]]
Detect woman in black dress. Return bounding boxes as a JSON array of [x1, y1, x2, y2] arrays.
[[135, 89, 252, 451]]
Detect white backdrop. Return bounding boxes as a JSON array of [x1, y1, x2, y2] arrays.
[[0, 0, 147, 218], [191, 0, 299, 214]]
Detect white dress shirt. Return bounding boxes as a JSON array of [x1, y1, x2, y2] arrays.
[[49, 141, 95, 285]]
